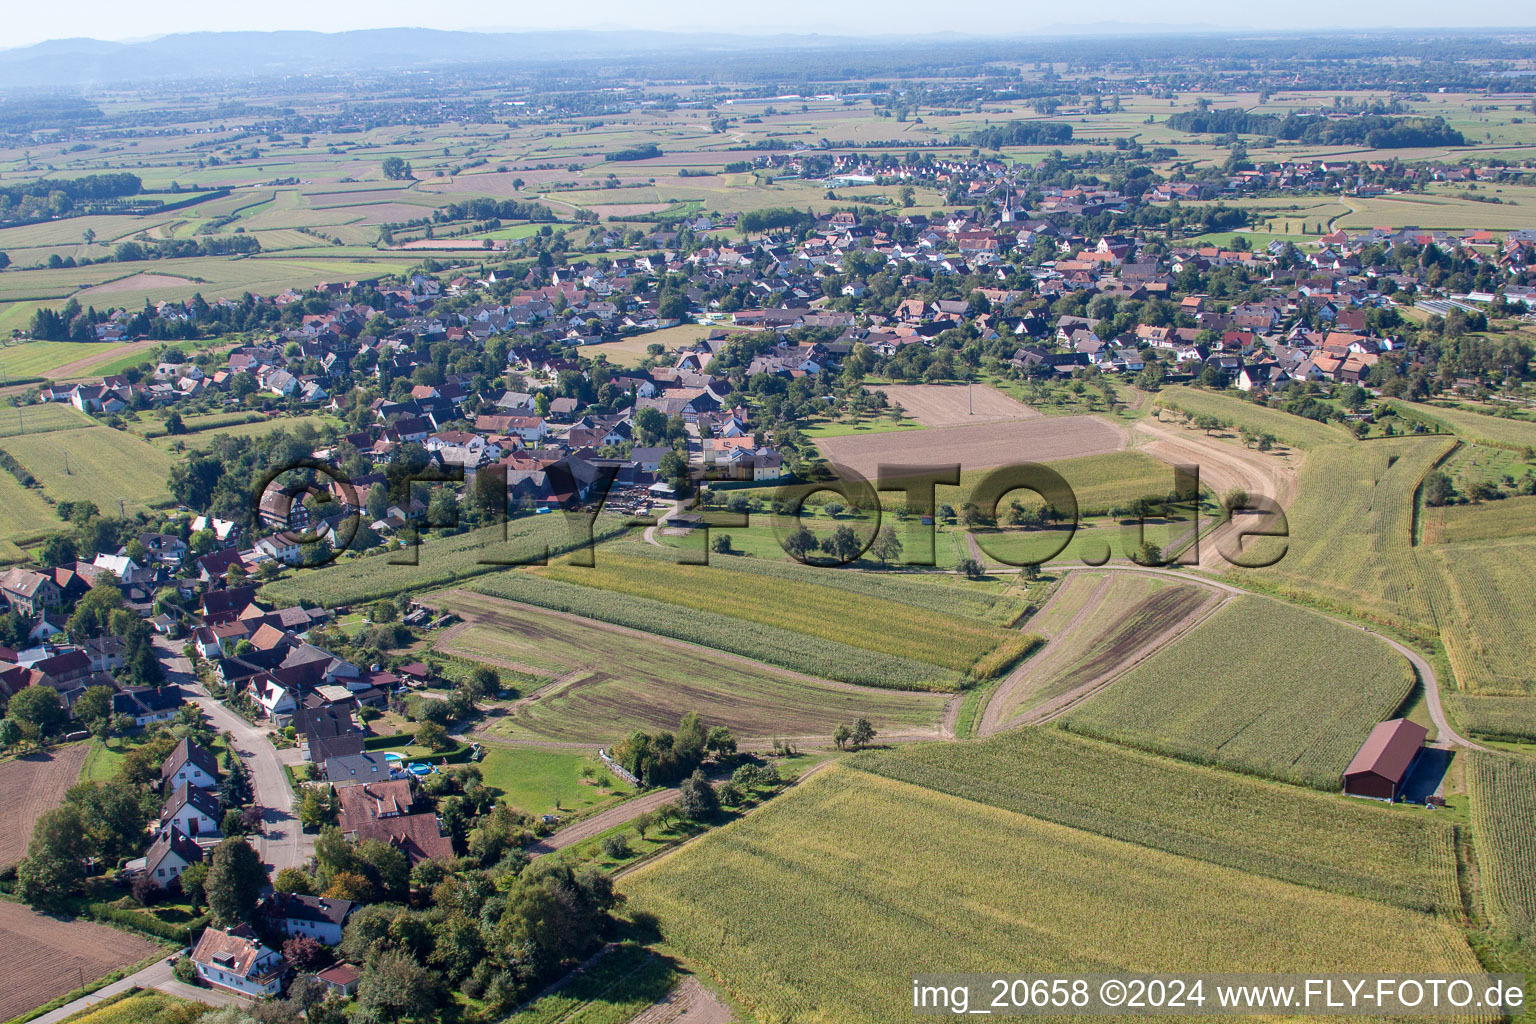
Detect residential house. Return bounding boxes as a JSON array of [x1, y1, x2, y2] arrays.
[[160, 782, 222, 837], [161, 737, 221, 792], [191, 925, 286, 997], [258, 893, 356, 946], [0, 568, 62, 616], [141, 827, 204, 887]]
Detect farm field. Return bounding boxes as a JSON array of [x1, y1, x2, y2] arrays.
[[851, 728, 1460, 913], [1446, 696, 1536, 743], [0, 401, 95, 437], [0, 743, 91, 869], [1337, 192, 1536, 232], [1061, 595, 1416, 790], [973, 519, 1188, 568], [473, 742, 635, 817], [984, 572, 1219, 727], [259, 513, 631, 608], [503, 942, 682, 1024], [521, 551, 1032, 682], [814, 413, 1125, 479], [866, 382, 1040, 427], [0, 341, 136, 381], [0, 900, 163, 1023], [710, 449, 1179, 564], [1230, 436, 1455, 640], [0, 426, 175, 512], [50, 991, 203, 1024], [1466, 753, 1536, 941], [1426, 495, 1536, 545], [1417, 540, 1536, 697], [427, 590, 948, 743], [1153, 386, 1353, 450], [0, 469, 66, 546], [467, 568, 963, 691], [149, 413, 338, 448], [1390, 400, 1536, 451], [615, 539, 1032, 624], [623, 767, 1483, 1024]]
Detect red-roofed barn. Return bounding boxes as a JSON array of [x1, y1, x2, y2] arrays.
[[1342, 719, 1428, 801]]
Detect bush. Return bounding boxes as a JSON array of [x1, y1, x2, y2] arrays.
[[131, 873, 162, 906], [601, 834, 631, 859]]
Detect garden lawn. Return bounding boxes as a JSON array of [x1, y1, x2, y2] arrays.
[[473, 743, 632, 817]]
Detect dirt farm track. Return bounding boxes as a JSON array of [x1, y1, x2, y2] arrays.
[[816, 414, 1125, 478], [0, 743, 90, 869], [0, 901, 163, 1022]]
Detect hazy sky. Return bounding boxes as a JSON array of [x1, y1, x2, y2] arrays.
[[4, 0, 1533, 48]]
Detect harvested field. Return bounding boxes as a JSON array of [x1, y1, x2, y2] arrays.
[[428, 590, 948, 743], [981, 571, 1221, 731], [0, 743, 90, 869], [0, 900, 162, 1022], [867, 383, 1040, 427], [816, 414, 1124, 479]]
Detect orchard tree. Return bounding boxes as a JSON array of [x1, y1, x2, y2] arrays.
[[7, 685, 66, 738], [678, 770, 719, 821], [16, 805, 91, 907]]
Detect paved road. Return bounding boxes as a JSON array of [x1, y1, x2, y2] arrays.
[[30, 958, 247, 1024], [154, 636, 314, 874]]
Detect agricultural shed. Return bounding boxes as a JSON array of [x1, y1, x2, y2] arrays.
[[1342, 719, 1427, 801]]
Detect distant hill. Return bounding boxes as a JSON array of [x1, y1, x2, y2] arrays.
[[0, 28, 865, 89]]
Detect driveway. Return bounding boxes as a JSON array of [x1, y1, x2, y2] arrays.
[[153, 636, 315, 874]]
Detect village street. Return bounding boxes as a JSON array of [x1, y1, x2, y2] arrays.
[[153, 635, 315, 874]]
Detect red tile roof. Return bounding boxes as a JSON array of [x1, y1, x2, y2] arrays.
[[1344, 719, 1427, 784]]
